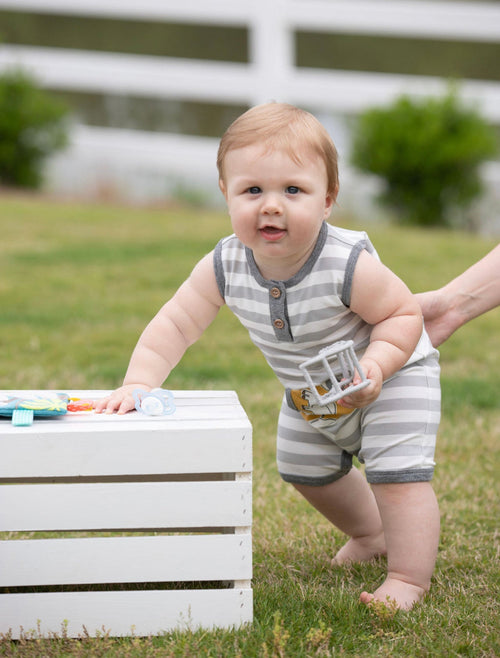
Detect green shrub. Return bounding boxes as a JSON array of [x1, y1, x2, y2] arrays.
[[0, 69, 69, 188], [350, 89, 498, 227]]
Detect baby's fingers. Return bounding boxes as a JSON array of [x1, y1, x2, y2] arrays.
[[94, 394, 132, 415], [338, 380, 375, 409], [116, 396, 136, 415], [94, 397, 117, 414]]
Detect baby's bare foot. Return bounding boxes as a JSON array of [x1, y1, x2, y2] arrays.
[[331, 532, 386, 566], [360, 577, 427, 611]]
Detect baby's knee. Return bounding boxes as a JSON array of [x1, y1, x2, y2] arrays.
[[371, 480, 434, 504]]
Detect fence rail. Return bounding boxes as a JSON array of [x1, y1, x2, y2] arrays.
[[2, 0, 500, 40], [2, 44, 499, 120]]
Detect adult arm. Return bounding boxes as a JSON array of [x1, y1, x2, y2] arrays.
[[416, 244, 500, 347]]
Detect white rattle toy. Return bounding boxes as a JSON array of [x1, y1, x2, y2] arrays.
[[299, 340, 370, 407]]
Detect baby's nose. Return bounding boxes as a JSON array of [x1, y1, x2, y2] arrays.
[[261, 193, 283, 214]]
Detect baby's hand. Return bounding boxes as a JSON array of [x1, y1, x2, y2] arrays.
[[337, 359, 383, 409], [94, 384, 151, 415]]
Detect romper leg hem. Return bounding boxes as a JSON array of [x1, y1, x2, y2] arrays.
[[279, 465, 352, 487], [366, 468, 434, 484]]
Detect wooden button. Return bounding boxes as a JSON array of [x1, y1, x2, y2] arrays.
[[273, 319, 285, 329], [270, 287, 281, 299]]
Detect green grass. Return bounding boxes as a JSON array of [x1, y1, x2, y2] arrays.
[[1, 193, 499, 657]]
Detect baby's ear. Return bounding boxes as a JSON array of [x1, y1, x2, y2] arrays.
[[324, 193, 335, 217], [219, 179, 227, 198], [325, 183, 339, 216]]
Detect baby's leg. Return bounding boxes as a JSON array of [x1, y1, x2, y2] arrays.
[[360, 481, 440, 610], [293, 467, 386, 564]]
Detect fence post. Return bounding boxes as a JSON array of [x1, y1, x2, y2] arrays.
[[248, 0, 294, 106]]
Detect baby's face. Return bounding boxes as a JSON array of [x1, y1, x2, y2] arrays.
[[219, 144, 334, 279]]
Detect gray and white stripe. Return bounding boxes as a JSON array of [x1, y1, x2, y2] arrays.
[[214, 222, 376, 389]]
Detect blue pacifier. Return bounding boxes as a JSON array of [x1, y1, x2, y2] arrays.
[[132, 388, 176, 416]]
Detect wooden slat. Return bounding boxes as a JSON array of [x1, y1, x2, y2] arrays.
[[0, 389, 253, 636], [0, 481, 252, 531], [0, 588, 253, 638], [0, 534, 252, 586], [1, 389, 242, 402], [0, 389, 252, 478], [0, 389, 249, 426], [0, 428, 251, 478]]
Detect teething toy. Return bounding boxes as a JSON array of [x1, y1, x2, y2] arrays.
[[67, 398, 95, 412], [133, 388, 176, 416], [299, 340, 370, 407]]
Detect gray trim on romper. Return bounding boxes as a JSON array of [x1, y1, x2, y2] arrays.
[[366, 468, 434, 484], [213, 240, 226, 299], [214, 222, 330, 304], [215, 224, 331, 343], [280, 450, 354, 486], [341, 239, 369, 307], [281, 467, 434, 487], [246, 223, 329, 342], [245, 221, 329, 290]]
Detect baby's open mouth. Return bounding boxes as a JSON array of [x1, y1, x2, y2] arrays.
[[260, 225, 286, 240]]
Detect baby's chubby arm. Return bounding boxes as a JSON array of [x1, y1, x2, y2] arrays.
[[95, 252, 225, 414], [339, 249, 423, 409]]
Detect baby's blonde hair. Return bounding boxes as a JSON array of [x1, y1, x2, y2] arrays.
[[217, 102, 339, 197]]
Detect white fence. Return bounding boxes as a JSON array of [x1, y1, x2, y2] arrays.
[[0, 0, 499, 213]]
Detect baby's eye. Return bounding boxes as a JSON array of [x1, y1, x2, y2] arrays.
[[286, 186, 300, 195], [247, 186, 261, 195]]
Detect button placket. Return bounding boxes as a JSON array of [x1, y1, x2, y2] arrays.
[[268, 283, 292, 341]]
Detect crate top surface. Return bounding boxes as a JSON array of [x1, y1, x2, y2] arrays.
[[0, 390, 251, 438]]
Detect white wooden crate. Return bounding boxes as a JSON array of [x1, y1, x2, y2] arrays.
[[0, 390, 252, 638]]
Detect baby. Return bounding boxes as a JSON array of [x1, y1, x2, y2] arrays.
[[96, 103, 441, 610]]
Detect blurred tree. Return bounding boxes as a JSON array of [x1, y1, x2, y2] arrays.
[[0, 69, 69, 188], [351, 89, 498, 228]]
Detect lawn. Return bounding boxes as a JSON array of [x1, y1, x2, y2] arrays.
[[0, 194, 499, 657]]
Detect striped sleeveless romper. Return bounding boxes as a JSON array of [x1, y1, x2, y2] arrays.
[[214, 222, 441, 486]]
